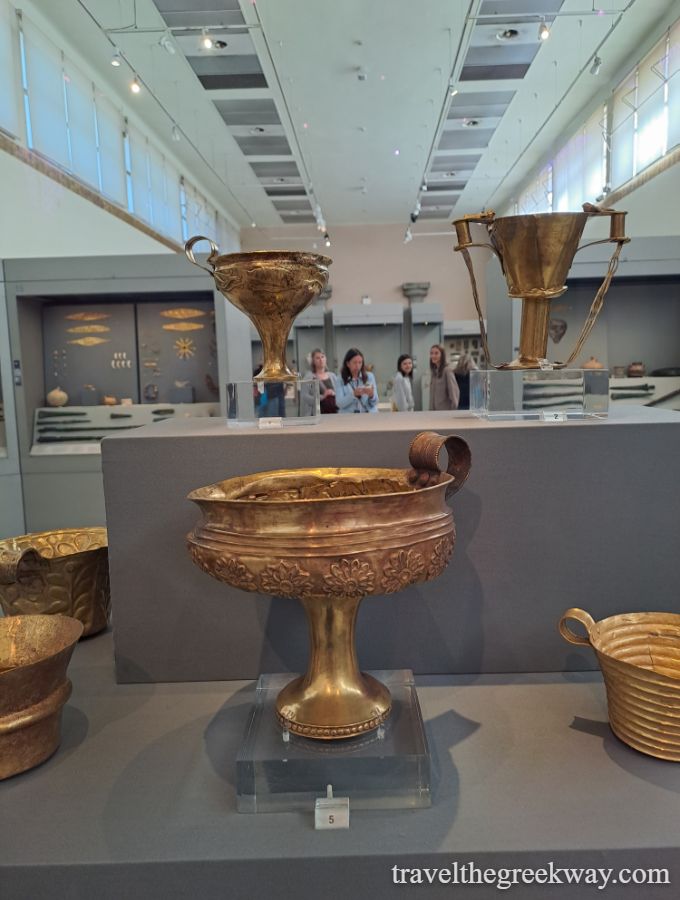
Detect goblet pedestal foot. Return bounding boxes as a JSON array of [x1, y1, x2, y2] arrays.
[[276, 672, 391, 739], [275, 592, 391, 739]]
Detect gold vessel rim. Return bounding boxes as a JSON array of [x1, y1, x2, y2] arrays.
[[188, 466, 453, 505], [0, 526, 107, 551], [208, 250, 332, 268], [0, 613, 84, 675]]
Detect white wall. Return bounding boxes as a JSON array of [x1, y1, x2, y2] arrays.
[[0, 150, 176, 258], [240, 222, 490, 321]]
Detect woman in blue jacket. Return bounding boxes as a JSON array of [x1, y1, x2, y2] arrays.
[[336, 348, 379, 414]]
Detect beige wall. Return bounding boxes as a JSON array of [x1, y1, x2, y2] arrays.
[[241, 222, 490, 322]]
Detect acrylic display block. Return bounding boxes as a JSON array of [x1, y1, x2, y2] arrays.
[[226, 378, 320, 427], [470, 368, 609, 420], [236, 670, 431, 813]]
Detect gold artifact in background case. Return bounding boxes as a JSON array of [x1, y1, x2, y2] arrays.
[[0, 528, 110, 636], [187, 431, 471, 740], [453, 203, 629, 369]]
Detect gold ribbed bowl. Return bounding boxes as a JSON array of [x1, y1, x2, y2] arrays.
[[188, 432, 471, 740], [0, 528, 110, 636], [560, 607, 680, 761], [0, 614, 83, 779]]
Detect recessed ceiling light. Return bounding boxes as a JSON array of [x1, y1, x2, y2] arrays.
[[462, 119, 479, 127], [445, 172, 456, 178], [250, 126, 266, 134], [214, 40, 227, 50], [496, 29, 519, 41]]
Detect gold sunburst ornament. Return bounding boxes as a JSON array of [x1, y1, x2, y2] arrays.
[[175, 337, 196, 359]]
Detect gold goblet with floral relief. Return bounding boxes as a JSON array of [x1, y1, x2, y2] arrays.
[[187, 431, 471, 740]]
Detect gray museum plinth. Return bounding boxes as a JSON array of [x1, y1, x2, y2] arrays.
[[100, 407, 680, 683]]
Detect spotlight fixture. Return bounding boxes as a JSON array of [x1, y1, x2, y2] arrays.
[[410, 211, 419, 224], [590, 55, 602, 76], [110, 51, 122, 67], [251, 222, 257, 228], [214, 40, 228, 50], [421, 181, 428, 191], [496, 28, 519, 41], [450, 88, 458, 97], [538, 19, 550, 41], [403, 227, 413, 244], [130, 77, 141, 94], [159, 33, 176, 55], [171, 124, 181, 142], [324, 233, 331, 247], [201, 29, 213, 50]]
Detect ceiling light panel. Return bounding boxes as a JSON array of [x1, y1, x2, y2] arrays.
[[477, 0, 563, 20], [234, 135, 292, 156], [264, 185, 307, 197], [152, 0, 245, 29], [280, 214, 316, 224], [272, 199, 313, 212], [186, 55, 267, 90], [250, 161, 301, 179], [438, 129, 495, 151], [213, 99, 281, 127], [430, 154, 482, 171], [448, 94, 516, 121]]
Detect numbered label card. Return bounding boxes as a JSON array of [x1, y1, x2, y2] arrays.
[[540, 410, 567, 422], [314, 796, 350, 830]]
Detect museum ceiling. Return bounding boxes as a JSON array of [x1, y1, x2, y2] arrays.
[[42, 0, 680, 229]]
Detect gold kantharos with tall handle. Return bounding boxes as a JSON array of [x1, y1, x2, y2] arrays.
[[185, 239, 331, 381], [187, 432, 471, 740], [453, 203, 629, 369]]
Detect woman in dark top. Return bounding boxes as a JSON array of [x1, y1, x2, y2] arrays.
[[454, 353, 478, 411]]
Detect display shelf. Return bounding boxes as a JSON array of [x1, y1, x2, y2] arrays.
[[2, 632, 680, 900]]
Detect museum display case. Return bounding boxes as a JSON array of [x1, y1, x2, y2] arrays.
[[1, 254, 250, 531]]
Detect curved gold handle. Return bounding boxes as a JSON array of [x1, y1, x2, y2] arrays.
[[0, 546, 41, 585], [559, 607, 596, 646], [408, 431, 471, 499], [184, 235, 220, 274], [452, 210, 496, 252]]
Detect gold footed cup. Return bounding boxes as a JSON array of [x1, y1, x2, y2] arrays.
[[185, 238, 331, 381], [0, 614, 83, 779], [453, 203, 629, 369], [187, 431, 471, 739], [0, 528, 110, 636]]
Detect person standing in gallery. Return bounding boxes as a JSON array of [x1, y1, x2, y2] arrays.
[[391, 354, 415, 412], [429, 344, 460, 411], [302, 348, 338, 414], [336, 347, 379, 413], [454, 353, 478, 411]]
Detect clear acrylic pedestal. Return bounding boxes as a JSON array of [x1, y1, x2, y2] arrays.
[[470, 368, 609, 420], [236, 670, 431, 813], [226, 378, 320, 427]]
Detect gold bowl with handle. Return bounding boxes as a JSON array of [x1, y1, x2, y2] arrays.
[[188, 432, 471, 739]]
